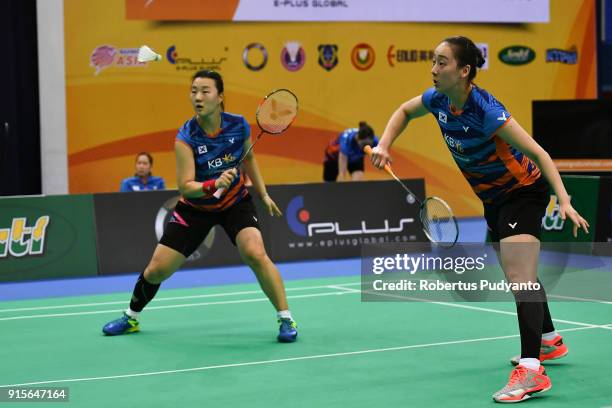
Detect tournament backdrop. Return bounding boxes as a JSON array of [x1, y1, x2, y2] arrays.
[[64, 0, 596, 217]]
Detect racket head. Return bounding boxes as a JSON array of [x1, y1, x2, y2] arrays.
[[255, 89, 299, 134], [419, 196, 459, 248]]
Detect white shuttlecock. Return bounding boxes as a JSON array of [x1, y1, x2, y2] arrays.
[[137, 45, 162, 62]]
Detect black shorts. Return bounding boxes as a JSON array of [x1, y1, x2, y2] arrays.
[[159, 195, 260, 257], [323, 158, 365, 182], [484, 178, 550, 242]]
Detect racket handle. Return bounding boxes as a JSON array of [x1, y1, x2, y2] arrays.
[[213, 187, 225, 198], [363, 145, 394, 177]]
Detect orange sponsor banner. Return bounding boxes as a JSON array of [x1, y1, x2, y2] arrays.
[[553, 159, 612, 172]]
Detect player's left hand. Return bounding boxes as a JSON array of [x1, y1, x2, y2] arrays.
[[559, 202, 590, 238], [262, 194, 282, 217]]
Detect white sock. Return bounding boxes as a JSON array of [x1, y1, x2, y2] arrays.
[[277, 310, 292, 320], [542, 331, 558, 341], [125, 308, 140, 319], [518, 358, 540, 371]]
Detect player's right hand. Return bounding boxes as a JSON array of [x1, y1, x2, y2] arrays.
[[371, 146, 392, 169], [215, 168, 238, 189]]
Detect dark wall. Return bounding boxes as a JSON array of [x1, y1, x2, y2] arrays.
[[599, 0, 612, 98], [0, 0, 41, 196]]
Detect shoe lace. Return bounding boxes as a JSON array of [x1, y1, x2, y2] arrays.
[[507, 366, 527, 387], [279, 318, 295, 329]]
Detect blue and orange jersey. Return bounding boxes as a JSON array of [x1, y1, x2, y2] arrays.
[[421, 85, 541, 203], [324, 128, 379, 162], [175, 112, 250, 212]]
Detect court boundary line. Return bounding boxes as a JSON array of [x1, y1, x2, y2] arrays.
[[0, 283, 360, 314], [0, 325, 602, 389], [1, 282, 610, 331]]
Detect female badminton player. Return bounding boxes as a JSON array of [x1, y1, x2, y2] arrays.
[[370, 36, 589, 403], [102, 70, 298, 342]]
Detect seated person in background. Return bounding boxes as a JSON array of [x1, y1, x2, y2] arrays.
[[120, 152, 166, 192], [323, 121, 378, 182]]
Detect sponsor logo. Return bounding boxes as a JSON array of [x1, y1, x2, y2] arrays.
[[197, 145, 208, 154], [542, 195, 567, 231], [90, 45, 146, 75], [546, 47, 578, 64], [387, 46, 433, 67], [208, 158, 224, 169], [280, 41, 306, 72], [498, 45, 536, 66], [242, 43, 268, 71], [443, 133, 464, 153], [497, 112, 508, 121], [286, 196, 414, 238], [318, 44, 338, 71], [166, 45, 228, 71], [351, 43, 375, 71], [222, 153, 235, 164], [463, 126, 470, 133], [508, 222, 518, 229], [438, 111, 447, 124], [0, 216, 50, 258]]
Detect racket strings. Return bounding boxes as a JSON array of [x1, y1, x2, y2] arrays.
[[420, 198, 458, 245], [256, 90, 298, 134]]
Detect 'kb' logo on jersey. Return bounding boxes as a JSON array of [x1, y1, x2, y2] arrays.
[[443, 133, 463, 153], [208, 158, 224, 169]]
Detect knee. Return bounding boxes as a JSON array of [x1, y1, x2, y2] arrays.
[[241, 246, 268, 267], [144, 259, 172, 283]]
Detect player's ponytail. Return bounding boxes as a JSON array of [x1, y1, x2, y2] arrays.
[[443, 36, 485, 82]]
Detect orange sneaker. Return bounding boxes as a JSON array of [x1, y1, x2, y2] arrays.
[[493, 365, 551, 403], [510, 335, 568, 365]]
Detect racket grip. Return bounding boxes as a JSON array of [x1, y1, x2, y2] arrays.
[[213, 188, 225, 199], [363, 145, 394, 176]]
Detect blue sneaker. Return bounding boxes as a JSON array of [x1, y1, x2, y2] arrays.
[[277, 318, 298, 343], [102, 313, 139, 336]]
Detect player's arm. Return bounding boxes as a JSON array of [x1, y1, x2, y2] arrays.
[[497, 118, 589, 237], [372, 95, 429, 168], [175, 141, 235, 198], [241, 138, 282, 216], [338, 152, 349, 181]]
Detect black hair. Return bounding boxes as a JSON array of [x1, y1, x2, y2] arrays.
[[136, 152, 153, 166], [443, 36, 485, 82], [192, 70, 225, 111], [356, 121, 374, 141]]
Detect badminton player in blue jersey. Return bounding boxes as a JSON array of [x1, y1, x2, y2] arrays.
[[323, 121, 378, 181], [103, 70, 298, 342], [371, 36, 589, 403]]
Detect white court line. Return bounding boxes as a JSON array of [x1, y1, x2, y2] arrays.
[[548, 294, 612, 304], [359, 288, 608, 329], [1, 282, 609, 330], [0, 325, 597, 388], [0, 290, 354, 322], [326, 285, 361, 293], [0, 283, 364, 313], [0, 283, 360, 313]]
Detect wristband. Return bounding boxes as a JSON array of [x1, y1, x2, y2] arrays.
[[202, 179, 217, 194]]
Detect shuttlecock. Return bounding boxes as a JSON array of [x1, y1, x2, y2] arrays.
[[137, 45, 162, 62]]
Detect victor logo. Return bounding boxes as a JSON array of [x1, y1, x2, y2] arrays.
[[498, 46, 536, 66], [0, 216, 50, 258]]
